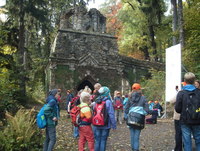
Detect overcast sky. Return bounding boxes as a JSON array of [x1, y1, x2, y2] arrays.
[[0, 0, 187, 21], [88, 0, 106, 9]]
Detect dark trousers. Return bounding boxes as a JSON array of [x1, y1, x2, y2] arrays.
[[174, 120, 183, 151], [43, 127, 56, 151]]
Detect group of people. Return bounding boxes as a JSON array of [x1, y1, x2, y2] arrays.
[[42, 72, 200, 151], [42, 82, 148, 151]]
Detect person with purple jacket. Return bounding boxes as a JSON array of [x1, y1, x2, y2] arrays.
[[93, 86, 116, 151]]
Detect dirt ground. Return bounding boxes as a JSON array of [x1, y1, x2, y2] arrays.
[[54, 110, 176, 151]]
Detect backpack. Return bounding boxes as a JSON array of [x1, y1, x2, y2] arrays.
[[36, 99, 56, 129], [114, 99, 123, 110], [36, 104, 48, 129], [70, 105, 87, 127], [70, 96, 80, 110], [92, 97, 108, 126], [184, 89, 200, 123]]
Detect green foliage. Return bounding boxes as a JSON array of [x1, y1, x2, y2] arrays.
[[118, 0, 170, 61], [141, 69, 165, 103], [154, 16, 172, 62], [183, 0, 200, 75], [0, 109, 43, 151], [118, 1, 148, 57], [0, 68, 21, 119], [0, 0, 75, 106]]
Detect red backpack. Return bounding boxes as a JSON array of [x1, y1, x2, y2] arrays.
[[114, 99, 123, 110], [92, 97, 108, 126], [70, 106, 87, 127], [70, 96, 80, 110]]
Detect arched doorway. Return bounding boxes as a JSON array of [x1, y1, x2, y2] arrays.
[[77, 80, 94, 92]]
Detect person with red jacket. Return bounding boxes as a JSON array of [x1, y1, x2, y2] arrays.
[[113, 91, 123, 124]]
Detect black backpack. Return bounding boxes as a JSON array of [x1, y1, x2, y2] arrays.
[[184, 89, 200, 124]]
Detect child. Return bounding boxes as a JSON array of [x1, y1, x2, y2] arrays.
[[146, 109, 158, 124], [153, 101, 163, 117], [78, 92, 94, 151], [113, 91, 123, 124]]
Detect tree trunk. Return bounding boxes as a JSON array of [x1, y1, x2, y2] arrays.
[[148, 24, 158, 61], [140, 46, 150, 61], [140, 33, 150, 60], [171, 0, 178, 45], [178, 0, 184, 48], [17, 0, 26, 99]]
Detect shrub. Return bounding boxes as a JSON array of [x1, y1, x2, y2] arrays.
[[0, 108, 43, 151], [141, 69, 165, 105]]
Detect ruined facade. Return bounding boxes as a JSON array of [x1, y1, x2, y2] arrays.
[[46, 5, 164, 96]]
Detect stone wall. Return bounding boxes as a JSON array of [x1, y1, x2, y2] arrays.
[[46, 6, 164, 99]]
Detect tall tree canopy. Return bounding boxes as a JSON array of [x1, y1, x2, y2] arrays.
[[183, 0, 200, 76], [116, 0, 169, 61]]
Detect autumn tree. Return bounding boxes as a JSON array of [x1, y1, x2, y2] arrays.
[[117, 0, 168, 61], [100, 0, 122, 37]]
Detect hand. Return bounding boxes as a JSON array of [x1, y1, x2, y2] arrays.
[[52, 117, 57, 121]]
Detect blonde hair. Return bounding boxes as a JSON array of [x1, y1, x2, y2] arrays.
[[80, 92, 90, 103], [114, 90, 118, 97], [83, 86, 92, 94], [184, 72, 196, 84], [94, 83, 101, 90]]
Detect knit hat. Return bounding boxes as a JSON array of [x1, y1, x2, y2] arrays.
[[132, 83, 141, 90], [80, 92, 90, 103], [49, 89, 58, 96], [98, 86, 110, 97]]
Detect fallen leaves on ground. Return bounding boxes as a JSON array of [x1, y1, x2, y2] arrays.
[[55, 111, 175, 151]]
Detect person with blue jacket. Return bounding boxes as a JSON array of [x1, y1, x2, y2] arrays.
[[175, 72, 200, 151], [93, 86, 117, 151], [123, 94, 129, 120], [43, 89, 60, 151], [125, 83, 149, 151]]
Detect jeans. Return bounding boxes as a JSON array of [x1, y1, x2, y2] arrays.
[[94, 128, 110, 151], [181, 124, 200, 151], [174, 120, 182, 151], [129, 127, 141, 151], [74, 126, 79, 138], [43, 127, 56, 151]]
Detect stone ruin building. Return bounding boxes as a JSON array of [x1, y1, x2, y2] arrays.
[[46, 4, 164, 97]]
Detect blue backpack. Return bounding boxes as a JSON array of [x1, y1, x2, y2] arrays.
[[36, 104, 48, 129]]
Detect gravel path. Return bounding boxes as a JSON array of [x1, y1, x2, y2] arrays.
[[54, 110, 175, 151]]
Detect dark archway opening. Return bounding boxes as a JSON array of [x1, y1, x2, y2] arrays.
[[77, 80, 94, 92]]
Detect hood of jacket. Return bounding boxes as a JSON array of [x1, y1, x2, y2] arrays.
[[46, 95, 57, 106], [183, 84, 196, 91], [130, 92, 142, 103]]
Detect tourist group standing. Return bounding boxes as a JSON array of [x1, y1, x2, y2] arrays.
[[42, 72, 200, 151]]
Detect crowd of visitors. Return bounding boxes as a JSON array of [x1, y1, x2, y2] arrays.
[[42, 72, 200, 151]]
